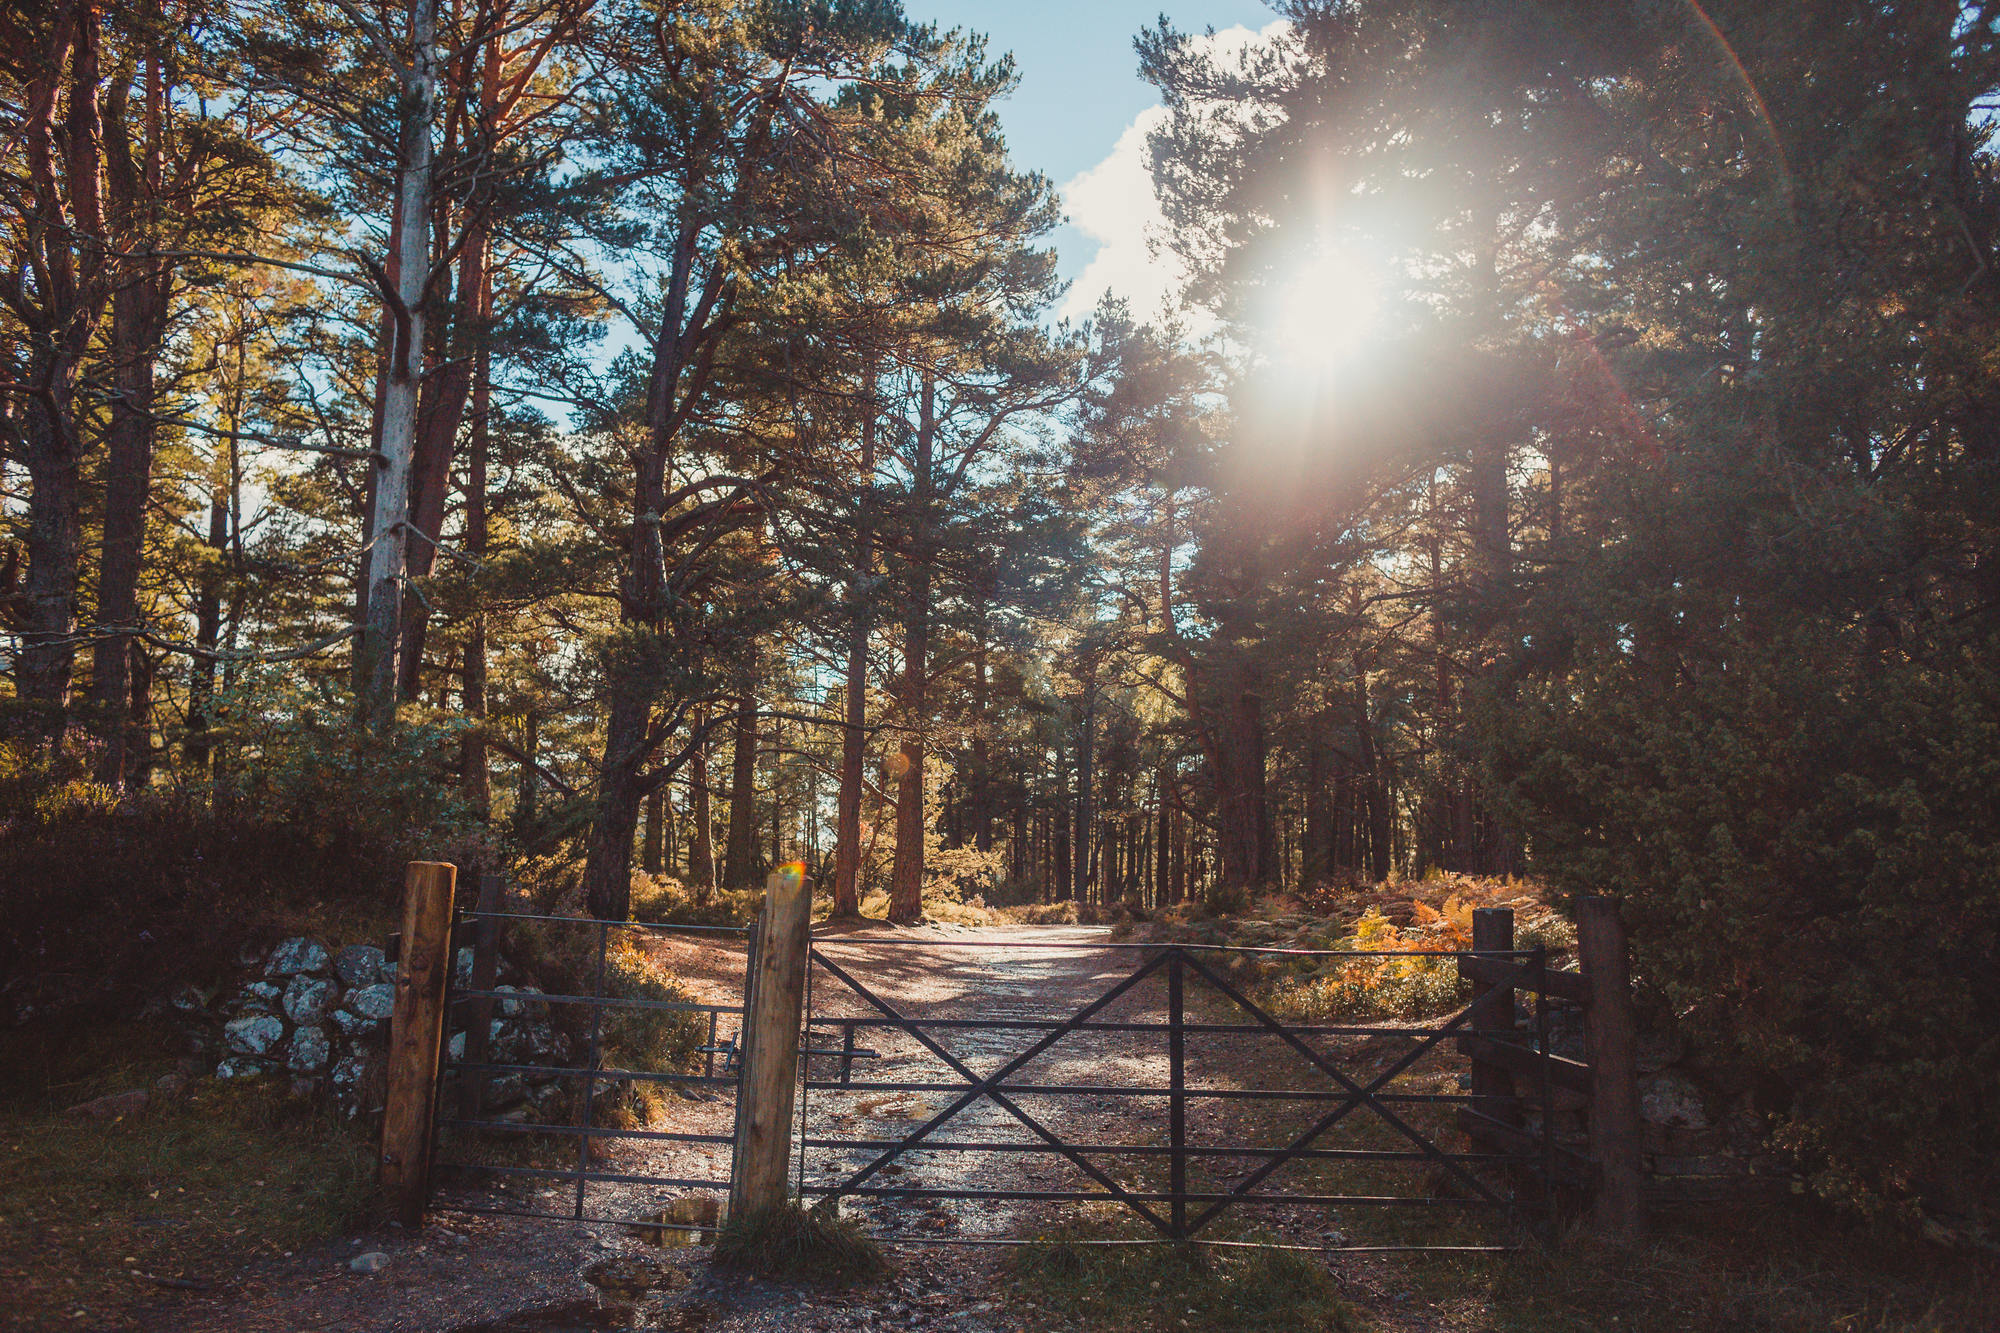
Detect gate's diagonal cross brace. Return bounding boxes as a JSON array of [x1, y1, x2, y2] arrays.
[[809, 948, 1174, 1236], [1179, 952, 1508, 1233]]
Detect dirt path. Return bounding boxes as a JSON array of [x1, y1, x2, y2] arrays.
[[154, 924, 1479, 1333]]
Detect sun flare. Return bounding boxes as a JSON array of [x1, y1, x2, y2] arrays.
[[1260, 246, 1385, 376]]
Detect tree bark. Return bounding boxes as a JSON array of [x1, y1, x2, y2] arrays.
[[87, 43, 170, 785], [1302, 725, 1332, 888], [688, 709, 717, 899], [9, 4, 107, 743], [459, 320, 491, 815], [723, 693, 759, 887], [513, 712, 538, 838], [888, 375, 936, 925], [1072, 680, 1095, 903], [358, 0, 438, 729], [833, 368, 876, 914], [643, 787, 665, 875], [1199, 656, 1273, 894], [396, 215, 486, 701]]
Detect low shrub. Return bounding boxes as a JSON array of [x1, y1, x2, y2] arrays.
[[1006, 1230, 1357, 1332], [711, 1202, 886, 1284]]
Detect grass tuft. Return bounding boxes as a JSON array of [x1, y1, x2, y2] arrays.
[[709, 1202, 887, 1285], [1006, 1230, 1361, 1332]]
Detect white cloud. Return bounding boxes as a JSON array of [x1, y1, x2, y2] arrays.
[[1058, 105, 1178, 323], [1056, 20, 1291, 325]]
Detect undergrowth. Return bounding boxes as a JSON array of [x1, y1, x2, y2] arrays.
[[1005, 1230, 1359, 1332], [710, 1203, 886, 1284]]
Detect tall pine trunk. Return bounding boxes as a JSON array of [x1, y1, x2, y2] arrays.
[[888, 376, 935, 924], [723, 694, 759, 887], [459, 324, 491, 815], [88, 45, 169, 785], [358, 0, 438, 728], [688, 715, 717, 900], [832, 368, 877, 915], [11, 4, 106, 743]]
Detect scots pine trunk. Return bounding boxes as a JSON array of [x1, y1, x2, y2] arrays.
[[396, 218, 486, 701], [1302, 727, 1332, 887], [1072, 684, 1094, 903], [833, 372, 877, 916], [184, 483, 228, 773], [358, 1, 438, 729], [643, 788, 665, 875], [87, 47, 170, 784], [459, 330, 491, 815], [585, 685, 647, 918], [1201, 660, 1273, 893], [832, 620, 868, 915], [723, 694, 759, 887], [10, 3, 107, 743], [888, 377, 935, 924], [688, 716, 717, 899]]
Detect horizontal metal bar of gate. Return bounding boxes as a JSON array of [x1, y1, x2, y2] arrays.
[[800, 1137, 1521, 1162], [441, 1202, 724, 1232], [450, 1060, 736, 1087], [457, 909, 749, 934], [809, 1016, 1497, 1037], [440, 1117, 734, 1146], [452, 986, 742, 1016], [812, 938, 1544, 958], [805, 1079, 1493, 1103], [470, 1163, 730, 1190], [797, 1184, 1514, 1206]]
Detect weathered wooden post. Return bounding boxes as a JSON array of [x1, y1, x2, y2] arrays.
[[1468, 907, 1521, 1128], [729, 863, 811, 1220], [1578, 895, 1644, 1242], [381, 861, 457, 1226]]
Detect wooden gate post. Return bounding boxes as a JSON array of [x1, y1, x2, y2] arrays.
[[1469, 907, 1521, 1128], [729, 864, 811, 1220], [1578, 895, 1644, 1243], [381, 861, 457, 1227]]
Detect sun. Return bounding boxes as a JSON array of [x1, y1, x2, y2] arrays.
[[1258, 245, 1385, 376]]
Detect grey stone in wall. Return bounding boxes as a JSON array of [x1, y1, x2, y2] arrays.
[[345, 983, 396, 1022], [237, 981, 282, 1013], [224, 1012, 285, 1057], [265, 937, 330, 978], [288, 1024, 331, 1073], [283, 974, 338, 1026], [331, 1006, 380, 1037], [335, 944, 387, 989]]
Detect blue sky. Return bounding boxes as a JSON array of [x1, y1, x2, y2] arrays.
[[916, 1, 1281, 319]]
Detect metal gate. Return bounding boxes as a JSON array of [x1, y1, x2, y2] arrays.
[[424, 896, 752, 1234], [797, 935, 1568, 1251]]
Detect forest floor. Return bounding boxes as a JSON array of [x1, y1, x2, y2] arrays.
[[4, 922, 1990, 1333]]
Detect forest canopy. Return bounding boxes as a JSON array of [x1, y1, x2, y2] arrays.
[[5, 0, 1999, 1214]]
